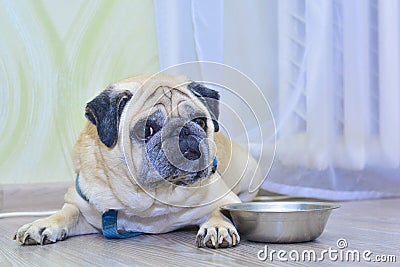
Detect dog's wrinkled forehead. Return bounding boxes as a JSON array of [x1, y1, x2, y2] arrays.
[[139, 86, 205, 118], [110, 79, 202, 116], [111, 76, 219, 121]]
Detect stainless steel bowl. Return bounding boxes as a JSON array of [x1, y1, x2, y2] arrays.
[[221, 201, 339, 243]]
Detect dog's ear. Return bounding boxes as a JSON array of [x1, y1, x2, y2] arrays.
[[188, 82, 220, 132], [85, 88, 133, 147]]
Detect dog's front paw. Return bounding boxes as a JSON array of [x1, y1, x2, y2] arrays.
[[196, 220, 240, 249], [14, 218, 68, 245]]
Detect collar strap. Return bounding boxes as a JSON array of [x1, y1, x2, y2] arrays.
[[75, 174, 89, 202], [102, 210, 143, 239], [211, 156, 218, 174], [75, 174, 144, 239]]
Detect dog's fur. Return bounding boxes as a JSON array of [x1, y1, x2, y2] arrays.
[[15, 74, 262, 248]]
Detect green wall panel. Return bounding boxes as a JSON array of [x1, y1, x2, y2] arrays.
[[0, 0, 160, 184]]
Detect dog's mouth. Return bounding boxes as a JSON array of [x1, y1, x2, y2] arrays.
[[165, 168, 209, 186]]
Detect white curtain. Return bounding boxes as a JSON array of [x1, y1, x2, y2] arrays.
[[154, 0, 224, 68], [154, 0, 400, 200]]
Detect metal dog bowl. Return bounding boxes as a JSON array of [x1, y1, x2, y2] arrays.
[[221, 202, 339, 243]]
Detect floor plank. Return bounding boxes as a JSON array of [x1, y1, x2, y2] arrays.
[[0, 183, 399, 266]]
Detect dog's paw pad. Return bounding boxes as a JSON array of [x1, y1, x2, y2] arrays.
[[15, 219, 68, 246], [196, 222, 240, 249]]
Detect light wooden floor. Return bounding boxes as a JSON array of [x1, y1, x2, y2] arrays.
[[0, 183, 399, 266]]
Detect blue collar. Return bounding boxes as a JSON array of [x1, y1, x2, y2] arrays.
[[75, 156, 218, 239], [212, 156, 218, 174], [75, 174, 89, 202], [75, 174, 143, 239]]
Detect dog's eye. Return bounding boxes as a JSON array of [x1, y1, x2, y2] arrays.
[[145, 125, 154, 138], [193, 118, 206, 130], [133, 124, 155, 141], [144, 125, 154, 139]]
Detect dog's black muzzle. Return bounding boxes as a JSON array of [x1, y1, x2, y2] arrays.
[[179, 124, 202, 161], [145, 118, 211, 185]]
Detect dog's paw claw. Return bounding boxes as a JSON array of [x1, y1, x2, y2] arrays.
[[196, 222, 240, 249], [15, 220, 68, 246], [60, 230, 67, 241], [39, 234, 49, 245], [196, 234, 204, 247], [21, 233, 29, 244]]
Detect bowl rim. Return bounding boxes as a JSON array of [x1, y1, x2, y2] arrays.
[[220, 201, 340, 213]]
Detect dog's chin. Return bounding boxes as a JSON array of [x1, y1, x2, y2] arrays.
[[136, 163, 211, 189], [165, 168, 210, 186]]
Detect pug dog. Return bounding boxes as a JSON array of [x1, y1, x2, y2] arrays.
[[14, 74, 262, 248]]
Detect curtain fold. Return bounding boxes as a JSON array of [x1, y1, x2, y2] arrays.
[[154, 0, 224, 69]]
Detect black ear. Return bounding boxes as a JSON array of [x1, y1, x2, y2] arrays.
[[188, 82, 220, 132], [85, 88, 133, 147]]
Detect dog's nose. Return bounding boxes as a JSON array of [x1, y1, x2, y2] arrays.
[[179, 126, 201, 160], [180, 125, 191, 137], [182, 147, 201, 160]]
